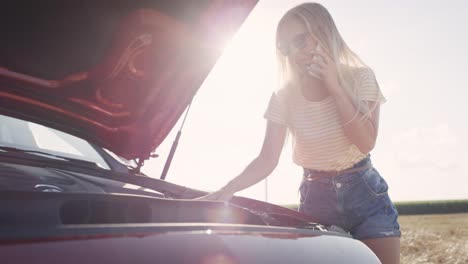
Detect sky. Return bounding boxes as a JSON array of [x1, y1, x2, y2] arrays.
[[142, 0, 468, 204]]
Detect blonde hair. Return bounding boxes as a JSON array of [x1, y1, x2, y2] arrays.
[[275, 2, 375, 120]]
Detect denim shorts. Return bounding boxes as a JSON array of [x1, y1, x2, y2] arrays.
[[298, 157, 401, 240]]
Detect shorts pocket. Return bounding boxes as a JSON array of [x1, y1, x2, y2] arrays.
[[361, 168, 388, 197]]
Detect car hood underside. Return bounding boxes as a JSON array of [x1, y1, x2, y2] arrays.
[[0, 0, 257, 160]]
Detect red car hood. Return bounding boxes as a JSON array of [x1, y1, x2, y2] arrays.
[[0, 0, 257, 160]]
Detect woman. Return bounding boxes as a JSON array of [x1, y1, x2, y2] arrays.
[[198, 3, 401, 263]]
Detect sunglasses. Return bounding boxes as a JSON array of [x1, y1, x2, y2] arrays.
[[278, 32, 312, 56]]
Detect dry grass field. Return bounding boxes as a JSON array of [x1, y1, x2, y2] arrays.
[[400, 213, 468, 264]]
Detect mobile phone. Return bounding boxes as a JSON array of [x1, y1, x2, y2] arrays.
[[306, 44, 324, 78]]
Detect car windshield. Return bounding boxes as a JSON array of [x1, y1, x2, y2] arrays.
[[0, 115, 113, 169]]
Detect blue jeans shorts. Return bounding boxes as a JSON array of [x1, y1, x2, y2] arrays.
[[298, 157, 401, 240]]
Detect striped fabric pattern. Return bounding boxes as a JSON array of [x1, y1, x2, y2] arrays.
[[264, 67, 386, 171]]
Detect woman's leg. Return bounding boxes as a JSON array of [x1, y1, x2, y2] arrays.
[[361, 237, 400, 264]]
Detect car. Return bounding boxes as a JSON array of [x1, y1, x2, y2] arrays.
[[0, 1, 381, 263]]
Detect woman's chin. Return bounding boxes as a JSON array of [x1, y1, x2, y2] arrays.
[[300, 71, 321, 81]]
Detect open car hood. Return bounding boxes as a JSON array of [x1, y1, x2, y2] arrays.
[[0, 0, 257, 160]]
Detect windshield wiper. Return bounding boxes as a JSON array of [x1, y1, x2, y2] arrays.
[[0, 145, 99, 168]]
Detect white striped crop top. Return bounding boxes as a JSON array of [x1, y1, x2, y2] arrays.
[[264, 67, 386, 171]]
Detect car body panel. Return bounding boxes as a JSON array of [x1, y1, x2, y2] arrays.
[[0, 225, 380, 264]]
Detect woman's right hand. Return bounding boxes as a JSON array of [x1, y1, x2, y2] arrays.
[[194, 187, 235, 202]]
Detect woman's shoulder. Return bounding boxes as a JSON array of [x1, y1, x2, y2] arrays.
[[274, 80, 296, 97], [342, 65, 374, 78], [278, 80, 295, 91], [347, 66, 376, 80], [269, 81, 300, 108], [346, 66, 386, 103]]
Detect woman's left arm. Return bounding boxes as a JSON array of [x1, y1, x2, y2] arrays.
[[309, 50, 380, 154], [330, 91, 380, 154]]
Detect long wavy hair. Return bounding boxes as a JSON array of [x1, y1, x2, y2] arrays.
[[276, 2, 374, 120]]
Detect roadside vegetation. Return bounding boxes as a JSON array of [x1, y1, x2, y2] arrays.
[[400, 213, 468, 264]]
